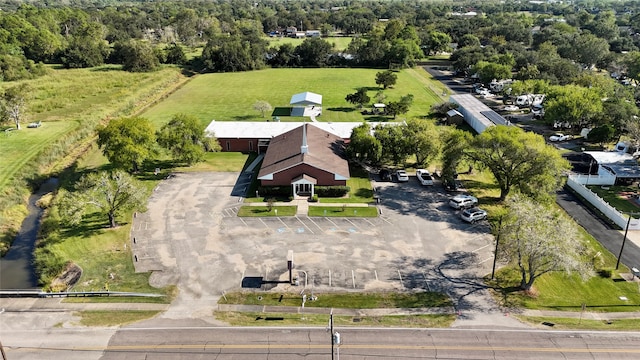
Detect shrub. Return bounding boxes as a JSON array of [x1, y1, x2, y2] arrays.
[[597, 268, 612, 278], [257, 186, 292, 197], [315, 186, 350, 197]]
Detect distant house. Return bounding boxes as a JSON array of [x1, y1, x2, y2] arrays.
[[285, 27, 297, 37], [257, 123, 349, 197]]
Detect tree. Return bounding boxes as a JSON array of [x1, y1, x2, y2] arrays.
[[345, 88, 370, 108], [294, 37, 332, 67], [422, 30, 451, 56], [587, 124, 615, 147], [498, 194, 591, 291], [375, 70, 397, 89], [404, 119, 440, 167], [375, 124, 410, 166], [347, 122, 382, 164], [61, 170, 146, 228], [0, 84, 28, 130], [472, 61, 512, 84], [119, 40, 160, 72], [164, 43, 187, 65], [97, 117, 157, 172], [624, 117, 640, 154], [544, 85, 603, 127], [157, 113, 211, 165], [441, 129, 472, 183], [253, 100, 273, 118], [466, 126, 569, 201]]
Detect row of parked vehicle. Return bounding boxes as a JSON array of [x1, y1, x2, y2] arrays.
[[449, 194, 487, 223], [378, 168, 487, 224]]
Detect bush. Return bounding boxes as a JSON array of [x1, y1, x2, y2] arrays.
[[597, 268, 612, 278], [310, 194, 319, 202], [315, 186, 350, 197], [257, 186, 292, 197]]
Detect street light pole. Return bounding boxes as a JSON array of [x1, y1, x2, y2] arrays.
[[616, 215, 633, 270]]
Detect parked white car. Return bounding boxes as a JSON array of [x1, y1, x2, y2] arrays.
[[503, 105, 519, 112], [416, 169, 434, 186], [549, 133, 572, 142], [395, 170, 409, 182], [460, 207, 488, 223], [449, 195, 478, 209]]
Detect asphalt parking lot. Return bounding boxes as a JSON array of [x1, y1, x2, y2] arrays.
[[131, 172, 495, 318]]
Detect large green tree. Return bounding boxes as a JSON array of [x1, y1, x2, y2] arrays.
[[498, 194, 591, 291], [466, 126, 569, 201], [347, 122, 382, 164], [404, 119, 440, 167], [345, 88, 370, 108], [156, 113, 214, 165], [375, 70, 397, 89], [61, 170, 146, 228], [119, 40, 160, 72], [97, 116, 157, 172], [544, 85, 603, 127]]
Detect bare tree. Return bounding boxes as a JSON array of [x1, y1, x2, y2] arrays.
[[0, 84, 29, 130], [499, 194, 592, 291], [253, 100, 273, 118], [624, 117, 640, 154]]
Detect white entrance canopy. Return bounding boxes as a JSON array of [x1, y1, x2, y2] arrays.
[[373, 103, 386, 108], [290, 92, 322, 106]]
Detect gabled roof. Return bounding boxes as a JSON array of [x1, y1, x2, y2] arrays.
[[258, 123, 348, 181], [290, 92, 322, 106]]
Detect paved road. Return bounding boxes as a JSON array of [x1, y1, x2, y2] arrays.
[[6, 325, 640, 360]]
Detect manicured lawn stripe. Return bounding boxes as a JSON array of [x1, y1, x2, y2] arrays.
[[308, 206, 378, 217], [237, 206, 297, 217]]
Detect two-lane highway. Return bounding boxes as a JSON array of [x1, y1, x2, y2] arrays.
[[7, 326, 639, 360]]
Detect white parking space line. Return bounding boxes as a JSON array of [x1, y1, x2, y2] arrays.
[[239, 217, 248, 227], [479, 256, 493, 264], [305, 216, 324, 232], [277, 217, 291, 229], [345, 218, 361, 230], [295, 216, 315, 234], [325, 218, 339, 229], [258, 218, 270, 228], [363, 218, 376, 227], [472, 244, 491, 253]]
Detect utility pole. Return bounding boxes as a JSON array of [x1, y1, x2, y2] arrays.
[[616, 214, 634, 270], [330, 312, 334, 360]]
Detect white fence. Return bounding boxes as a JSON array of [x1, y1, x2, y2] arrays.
[[566, 175, 640, 230]]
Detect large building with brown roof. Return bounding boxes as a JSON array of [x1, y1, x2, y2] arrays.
[[257, 123, 349, 197]]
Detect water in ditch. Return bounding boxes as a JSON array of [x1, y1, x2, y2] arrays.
[[0, 178, 59, 289]]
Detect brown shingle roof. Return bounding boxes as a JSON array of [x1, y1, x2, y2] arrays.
[[258, 123, 349, 180]]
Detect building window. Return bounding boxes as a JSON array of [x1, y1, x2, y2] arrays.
[[226, 141, 230, 151]]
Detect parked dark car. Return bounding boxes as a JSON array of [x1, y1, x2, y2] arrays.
[[379, 169, 392, 182]]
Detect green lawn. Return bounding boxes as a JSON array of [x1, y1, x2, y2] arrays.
[[77, 310, 161, 326], [266, 36, 354, 51], [308, 206, 378, 217], [139, 67, 445, 128], [587, 184, 640, 215], [219, 290, 452, 308], [237, 206, 297, 217], [517, 316, 640, 331], [215, 311, 455, 327], [320, 164, 374, 203]]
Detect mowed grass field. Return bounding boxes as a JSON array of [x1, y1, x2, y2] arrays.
[[140, 67, 448, 128], [0, 66, 186, 191], [266, 36, 354, 51]]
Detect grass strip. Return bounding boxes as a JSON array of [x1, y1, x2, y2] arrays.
[[237, 206, 297, 217], [516, 316, 640, 331], [214, 311, 456, 327], [219, 291, 452, 308], [77, 310, 161, 327], [308, 206, 378, 217]]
